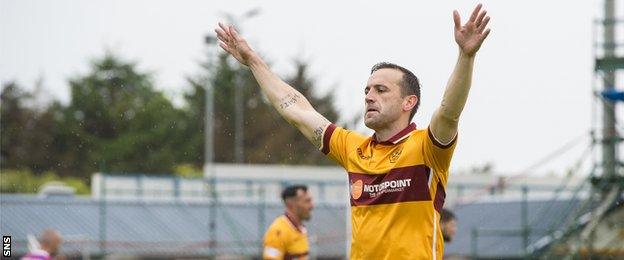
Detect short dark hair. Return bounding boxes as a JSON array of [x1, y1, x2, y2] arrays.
[[440, 208, 456, 223], [281, 185, 308, 202], [370, 62, 421, 121]]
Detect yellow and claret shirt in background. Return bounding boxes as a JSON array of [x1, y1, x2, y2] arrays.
[[321, 122, 456, 260], [263, 214, 309, 260]]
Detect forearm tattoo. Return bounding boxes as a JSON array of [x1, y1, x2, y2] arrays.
[[312, 126, 324, 148], [279, 93, 301, 110]]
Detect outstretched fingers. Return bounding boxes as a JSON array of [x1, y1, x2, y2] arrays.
[[218, 22, 231, 37], [468, 3, 482, 23], [215, 22, 238, 54], [218, 41, 231, 53], [481, 28, 491, 41], [475, 10, 487, 28], [477, 16, 491, 34], [215, 28, 228, 43], [453, 10, 461, 30], [229, 26, 243, 42], [216, 23, 232, 41]]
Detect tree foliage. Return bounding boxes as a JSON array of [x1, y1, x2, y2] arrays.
[[1, 50, 343, 187], [185, 54, 340, 165]]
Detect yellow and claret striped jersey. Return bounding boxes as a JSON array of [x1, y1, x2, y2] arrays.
[[263, 214, 309, 260], [321, 122, 456, 260]]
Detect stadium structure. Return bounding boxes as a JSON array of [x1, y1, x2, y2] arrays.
[[0, 164, 609, 259]]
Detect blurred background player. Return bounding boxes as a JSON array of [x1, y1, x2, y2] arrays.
[[440, 208, 457, 243], [263, 185, 314, 260], [22, 229, 63, 260]]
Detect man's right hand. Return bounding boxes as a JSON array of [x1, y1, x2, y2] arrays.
[[215, 22, 256, 66], [213, 22, 332, 150]]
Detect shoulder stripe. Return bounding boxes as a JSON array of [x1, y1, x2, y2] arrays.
[[321, 123, 336, 155], [427, 127, 457, 149]]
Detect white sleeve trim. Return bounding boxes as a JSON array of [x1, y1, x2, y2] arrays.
[[430, 129, 457, 146], [264, 246, 282, 258]]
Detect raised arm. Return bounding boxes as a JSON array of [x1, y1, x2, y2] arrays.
[[430, 4, 491, 144], [215, 23, 331, 148]]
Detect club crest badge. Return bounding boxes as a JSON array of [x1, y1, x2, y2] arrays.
[[389, 148, 402, 163]]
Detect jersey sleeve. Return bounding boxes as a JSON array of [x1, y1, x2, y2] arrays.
[[319, 124, 365, 168], [263, 224, 287, 260], [422, 126, 458, 184]]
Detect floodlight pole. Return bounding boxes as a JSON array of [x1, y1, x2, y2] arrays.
[[204, 35, 217, 258]]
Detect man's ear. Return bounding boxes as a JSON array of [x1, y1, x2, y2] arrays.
[[403, 95, 418, 112], [284, 198, 294, 207]]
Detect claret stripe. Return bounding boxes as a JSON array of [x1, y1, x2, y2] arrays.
[[321, 124, 337, 155], [284, 252, 309, 260], [348, 165, 432, 206], [373, 122, 417, 145], [283, 214, 303, 233], [434, 182, 446, 213], [427, 126, 457, 149]]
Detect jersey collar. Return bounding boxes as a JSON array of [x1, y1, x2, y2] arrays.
[[372, 122, 417, 145], [284, 212, 304, 233]]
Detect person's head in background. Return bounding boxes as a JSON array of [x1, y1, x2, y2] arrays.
[[281, 185, 314, 222], [40, 229, 62, 256], [440, 208, 457, 243]]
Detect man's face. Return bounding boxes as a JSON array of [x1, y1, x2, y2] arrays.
[[364, 68, 409, 130], [294, 189, 314, 221], [441, 219, 457, 242]]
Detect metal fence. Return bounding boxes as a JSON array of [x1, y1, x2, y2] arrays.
[[1, 172, 592, 259]]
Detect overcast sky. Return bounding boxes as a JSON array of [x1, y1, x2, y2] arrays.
[[1, 0, 622, 176]]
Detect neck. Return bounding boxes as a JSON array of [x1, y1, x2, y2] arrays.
[[374, 120, 410, 142], [285, 209, 301, 226]]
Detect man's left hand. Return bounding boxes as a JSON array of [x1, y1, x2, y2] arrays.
[[453, 4, 491, 57]]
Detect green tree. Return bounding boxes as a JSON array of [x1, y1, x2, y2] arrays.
[[186, 53, 341, 165], [0, 169, 89, 194], [58, 53, 191, 176], [2, 48, 345, 182], [1, 82, 59, 173], [244, 60, 338, 164]]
